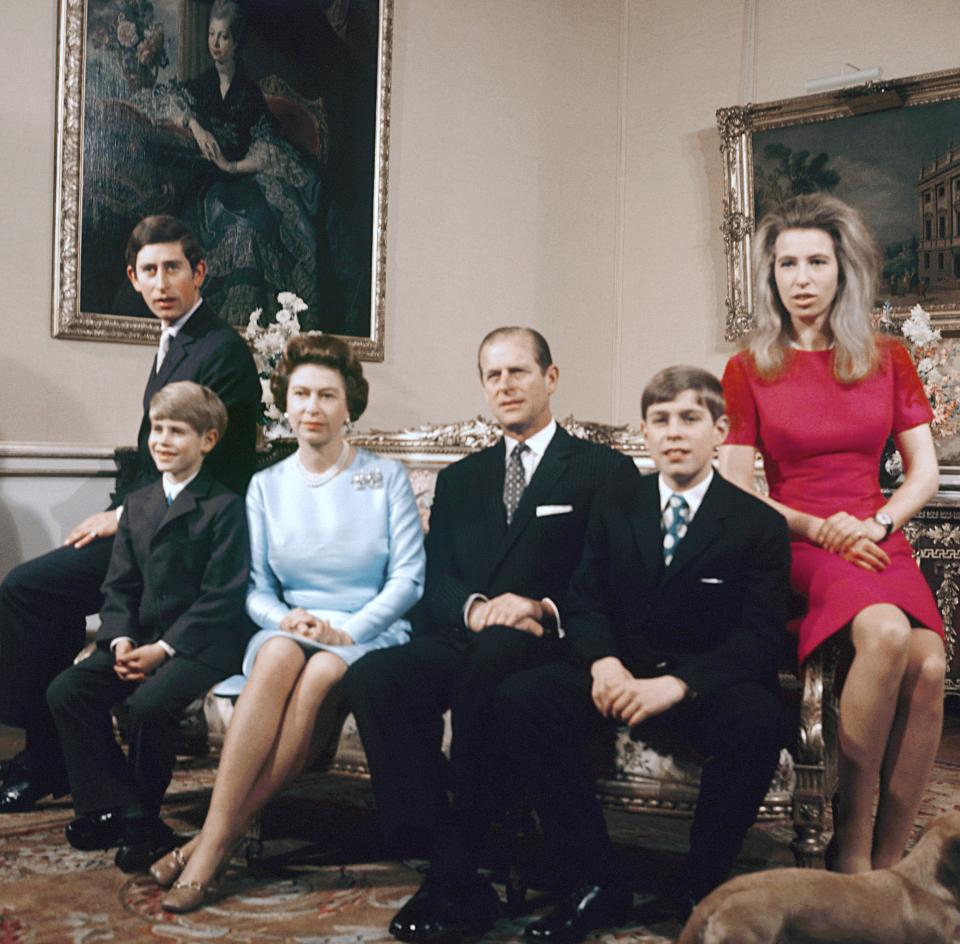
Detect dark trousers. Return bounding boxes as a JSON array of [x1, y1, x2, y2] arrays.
[[46, 649, 223, 820], [344, 626, 560, 877], [495, 663, 787, 899], [0, 538, 115, 779]]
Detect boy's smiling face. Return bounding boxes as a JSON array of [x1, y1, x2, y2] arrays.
[[641, 389, 728, 493], [148, 417, 218, 483]]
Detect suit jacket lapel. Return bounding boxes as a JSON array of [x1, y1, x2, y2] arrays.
[[150, 472, 212, 543], [486, 426, 572, 578], [661, 474, 726, 583], [630, 474, 666, 583], [477, 440, 508, 565], [154, 303, 214, 386]]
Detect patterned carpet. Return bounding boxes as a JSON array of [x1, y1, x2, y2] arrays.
[[1, 755, 959, 943]]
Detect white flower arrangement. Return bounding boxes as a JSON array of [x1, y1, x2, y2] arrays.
[[244, 292, 314, 441], [900, 304, 942, 348], [879, 303, 960, 482]]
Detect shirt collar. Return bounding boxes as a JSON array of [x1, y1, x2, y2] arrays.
[[504, 418, 557, 461], [658, 469, 713, 520], [164, 297, 203, 338], [163, 468, 201, 503]]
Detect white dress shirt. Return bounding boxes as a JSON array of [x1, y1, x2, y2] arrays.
[[657, 470, 713, 527]]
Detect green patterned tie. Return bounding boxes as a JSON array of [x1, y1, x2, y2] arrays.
[[663, 494, 689, 567]]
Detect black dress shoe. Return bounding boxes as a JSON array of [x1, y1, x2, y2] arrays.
[[525, 884, 633, 943], [114, 820, 178, 874], [633, 890, 697, 926], [0, 775, 69, 813], [65, 809, 125, 851], [390, 872, 501, 942]]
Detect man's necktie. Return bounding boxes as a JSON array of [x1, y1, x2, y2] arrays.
[[662, 493, 689, 567], [503, 442, 529, 525], [156, 329, 172, 373]]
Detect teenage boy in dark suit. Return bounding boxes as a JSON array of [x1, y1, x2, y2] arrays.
[[0, 216, 259, 817], [496, 366, 791, 943], [47, 382, 253, 872]]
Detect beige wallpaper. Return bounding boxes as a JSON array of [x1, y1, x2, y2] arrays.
[[1, 0, 958, 450]]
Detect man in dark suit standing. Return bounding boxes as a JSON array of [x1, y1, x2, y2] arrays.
[[496, 366, 791, 943], [345, 327, 639, 943], [0, 215, 260, 819]]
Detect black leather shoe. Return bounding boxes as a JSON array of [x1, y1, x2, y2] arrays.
[[633, 890, 696, 926], [524, 884, 633, 943], [0, 775, 69, 813], [65, 809, 125, 851], [114, 821, 178, 874], [390, 872, 501, 942]]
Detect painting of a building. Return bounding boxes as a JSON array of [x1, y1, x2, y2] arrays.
[[918, 145, 960, 290]]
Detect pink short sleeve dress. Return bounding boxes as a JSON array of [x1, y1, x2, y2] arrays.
[[721, 337, 943, 665]]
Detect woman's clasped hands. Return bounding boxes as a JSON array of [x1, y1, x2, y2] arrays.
[[280, 607, 353, 646], [814, 510, 890, 573]]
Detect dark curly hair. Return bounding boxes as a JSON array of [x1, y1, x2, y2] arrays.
[[271, 334, 369, 421]]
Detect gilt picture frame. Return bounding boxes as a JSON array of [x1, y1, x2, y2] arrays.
[[717, 66, 960, 343], [53, 0, 392, 360]]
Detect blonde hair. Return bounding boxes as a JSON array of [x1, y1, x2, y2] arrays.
[[750, 193, 880, 382], [149, 382, 228, 438]]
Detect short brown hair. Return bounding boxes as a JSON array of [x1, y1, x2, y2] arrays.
[[125, 215, 204, 271], [149, 381, 228, 438], [477, 327, 553, 376], [641, 366, 726, 422], [271, 334, 369, 421]]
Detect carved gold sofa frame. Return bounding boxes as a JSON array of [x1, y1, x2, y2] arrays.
[[196, 416, 841, 871]]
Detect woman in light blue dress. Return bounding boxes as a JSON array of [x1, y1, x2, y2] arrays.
[[154, 334, 425, 912]]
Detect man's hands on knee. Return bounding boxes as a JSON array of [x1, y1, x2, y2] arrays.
[[590, 656, 688, 726], [65, 511, 119, 549], [467, 593, 547, 636], [114, 641, 168, 682]]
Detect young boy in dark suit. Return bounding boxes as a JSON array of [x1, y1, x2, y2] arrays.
[[47, 382, 253, 872], [494, 366, 792, 943]]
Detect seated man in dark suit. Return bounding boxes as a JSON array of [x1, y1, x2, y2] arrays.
[[47, 382, 253, 872], [344, 327, 639, 942], [495, 366, 791, 942], [0, 215, 260, 822]]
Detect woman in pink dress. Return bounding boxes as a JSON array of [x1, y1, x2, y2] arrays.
[[719, 193, 945, 874]]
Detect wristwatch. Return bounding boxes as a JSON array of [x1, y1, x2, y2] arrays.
[[873, 511, 894, 539]]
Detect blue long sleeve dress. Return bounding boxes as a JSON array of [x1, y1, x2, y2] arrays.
[[216, 448, 425, 695]]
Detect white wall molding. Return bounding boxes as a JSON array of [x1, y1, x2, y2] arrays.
[[0, 442, 117, 478]]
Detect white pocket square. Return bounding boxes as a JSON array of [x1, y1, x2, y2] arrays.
[[536, 504, 573, 517], [699, 577, 724, 584]]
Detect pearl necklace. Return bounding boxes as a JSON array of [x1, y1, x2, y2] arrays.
[[296, 441, 352, 488]]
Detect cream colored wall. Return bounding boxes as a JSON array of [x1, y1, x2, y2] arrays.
[[1, 0, 959, 459], [0, 0, 623, 456], [616, 0, 960, 422]]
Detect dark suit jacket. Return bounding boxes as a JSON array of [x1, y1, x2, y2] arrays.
[[565, 472, 790, 700], [419, 425, 640, 633], [113, 303, 261, 505], [97, 470, 254, 676]]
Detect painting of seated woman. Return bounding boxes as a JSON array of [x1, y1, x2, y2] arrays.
[[77, 0, 382, 339]]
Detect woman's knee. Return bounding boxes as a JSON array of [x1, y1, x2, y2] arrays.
[[252, 637, 305, 675], [906, 639, 946, 705], [302, 651, 347, 691], [851, 610, 912, 665]]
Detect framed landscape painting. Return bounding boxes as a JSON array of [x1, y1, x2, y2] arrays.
[[54, 0, 392, 360], [718, 67, 960, 342]]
